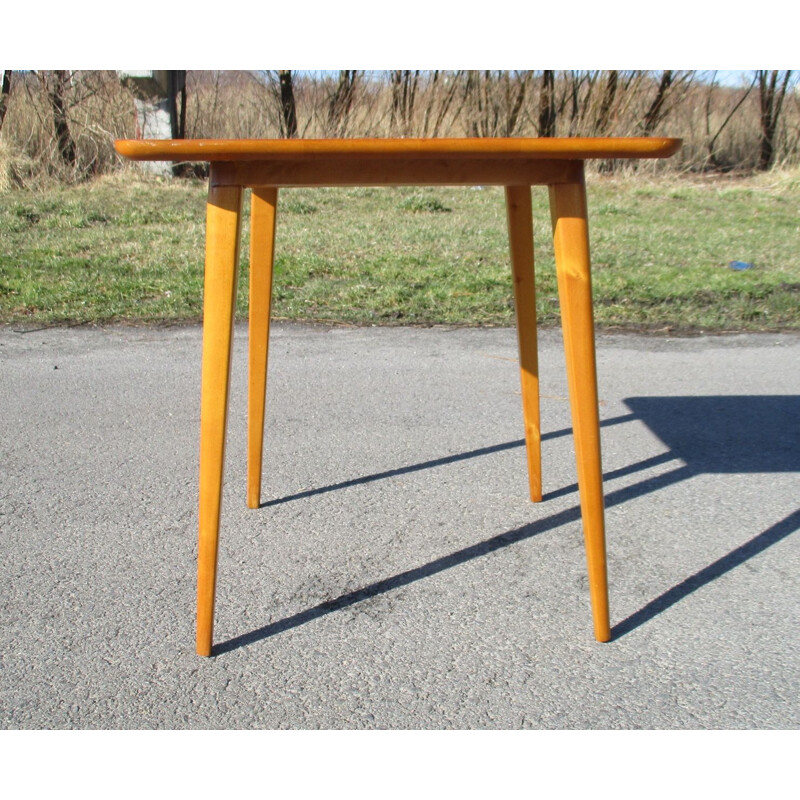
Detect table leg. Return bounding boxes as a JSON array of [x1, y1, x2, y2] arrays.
[[197, 183, 243, 657], [548, 171, 610, 642], [505, 185, 542, 502], [247, 187, 278, 509]]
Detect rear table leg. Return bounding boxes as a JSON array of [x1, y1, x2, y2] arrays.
[[247, 187, 279, 510], [505, 185, 542, 502]]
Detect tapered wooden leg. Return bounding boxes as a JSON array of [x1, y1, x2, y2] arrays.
[[549, 168, 610, 643], [247, 187, 278, 509], [197, 182, 243, 657], [505, 186, 542, 502]]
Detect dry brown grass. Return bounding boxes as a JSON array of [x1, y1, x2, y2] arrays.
[[1, 71, 135, 186], [1, 70, 798, 187]]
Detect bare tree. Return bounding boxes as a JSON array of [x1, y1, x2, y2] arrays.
[[565, 70, 619, 136], [252, 71, 298, 138], [703, 71, 757, 169], [327, 70, 358, 136], [757, 70, 793, 170], [505, 70, 532, 136], [596, 70, 618, 134], [38, 70, 77, 167], [538, 70, 556, 137], [462, 71, 533, 137], [787, 88, 800, 161], [465, 71, 493, 136], [641, 70, 693, 136], [390, 70, 419, 135], [0, 70, 12, 134], [565, 71, 584, 134], [167, 71, 187, 139], [642, 70, 673, 135], [278, 70, 298, 137], [420, 70, 463, 137]]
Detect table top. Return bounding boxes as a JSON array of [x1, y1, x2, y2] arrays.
[[115, 137, 682, 162]]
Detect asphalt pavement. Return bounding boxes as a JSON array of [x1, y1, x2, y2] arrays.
[[1, 322, 798, 729]]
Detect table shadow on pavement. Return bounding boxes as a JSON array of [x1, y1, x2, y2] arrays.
[[214, 395, 800, 654], [610, 394, 800, 638]]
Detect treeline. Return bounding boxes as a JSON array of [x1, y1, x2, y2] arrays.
[[0, 70, 796, 186]]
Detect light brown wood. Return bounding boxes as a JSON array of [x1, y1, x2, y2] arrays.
[[247, 187, 278, 509], [549, 169, 610, 643], [505, 186, 542, 503], [115, 136, 682, 162], [208, 158, 581, 188], [113, 136, 682, 655], [115, 138, 681, 190], [196, 182, 243, 657]]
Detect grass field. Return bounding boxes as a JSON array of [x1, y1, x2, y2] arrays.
[[1, 168, 799, 332]]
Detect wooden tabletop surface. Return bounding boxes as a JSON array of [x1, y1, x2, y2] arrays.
[[115, 137, 682, 162]]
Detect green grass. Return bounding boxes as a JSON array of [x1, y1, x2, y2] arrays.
[[2, 170, 799, 332]]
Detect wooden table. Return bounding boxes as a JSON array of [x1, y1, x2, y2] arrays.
[[115, 137, 682, 656]]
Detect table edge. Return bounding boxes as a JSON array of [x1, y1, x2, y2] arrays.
[[114, 136, 682, 162]]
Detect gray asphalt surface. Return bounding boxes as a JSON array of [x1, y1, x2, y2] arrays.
[[1, 322, 798, 729]]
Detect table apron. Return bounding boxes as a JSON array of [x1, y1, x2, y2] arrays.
[[209, 158, 584, 188]]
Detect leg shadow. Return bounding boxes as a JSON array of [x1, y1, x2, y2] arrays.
[[260, 411, 638, 508], [217, 397, 799, 654], [611, 507, 800, 639], [214, 462, 692, 655]]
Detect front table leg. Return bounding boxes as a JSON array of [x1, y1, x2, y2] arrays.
[[549, 170, 611, 642], [197, 183, 243, 657]]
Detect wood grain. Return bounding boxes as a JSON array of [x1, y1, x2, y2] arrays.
[[549, 170, 610, 643], [115, 136, 682, 162], [196, 183, 243, 657], [247, 187, 278, 510], [114, 137, 683, 654], [505, 185, 542, 503]]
